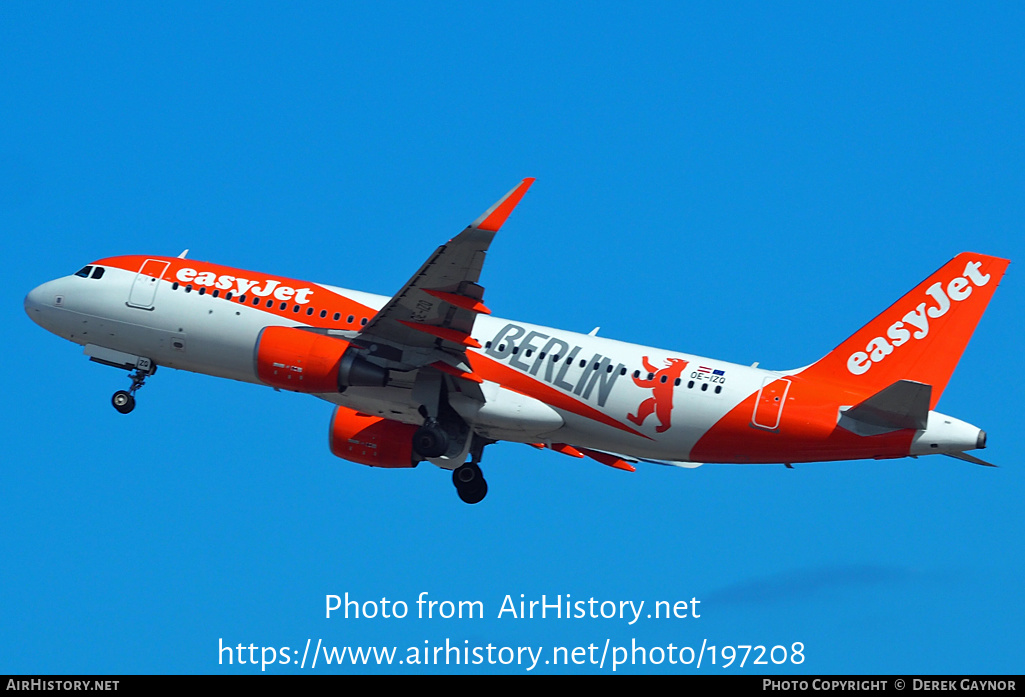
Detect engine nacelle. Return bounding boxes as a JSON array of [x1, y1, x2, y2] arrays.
[[255, 326, 387, 393], [328, 406, 420, 468]]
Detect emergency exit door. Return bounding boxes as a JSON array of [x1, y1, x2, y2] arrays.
[[751, 377, 791, 431]]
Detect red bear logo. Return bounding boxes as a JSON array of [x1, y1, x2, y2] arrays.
[[627, 357, 689, 433]]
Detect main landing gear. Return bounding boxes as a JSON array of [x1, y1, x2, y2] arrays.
[[412, 418, 449, 459], [452, 462, 488, 505], [411, 421, 491, 504], [451, 436, 491, 505], [111, 362, 155, 414], [412, 420, 489, 504]]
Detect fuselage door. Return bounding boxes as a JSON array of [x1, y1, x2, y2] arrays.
[[127, 259, 170, 310], [751, 376, 791, 431]]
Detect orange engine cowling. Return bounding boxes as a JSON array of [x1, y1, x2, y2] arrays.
[[328, 406, 420, 468], [255, 326, 387, 393]]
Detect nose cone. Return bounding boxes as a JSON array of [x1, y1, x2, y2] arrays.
[[25, 280, 61, 330], [25, 284, 45, 323]]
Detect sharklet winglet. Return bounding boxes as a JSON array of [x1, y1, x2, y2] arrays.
[[471, 178, 535, 232]]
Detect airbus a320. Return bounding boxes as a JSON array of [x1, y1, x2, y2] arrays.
[[25, 180, 1008, 503]]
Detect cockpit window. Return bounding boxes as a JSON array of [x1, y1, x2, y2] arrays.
[[74, 265, 106, 279]]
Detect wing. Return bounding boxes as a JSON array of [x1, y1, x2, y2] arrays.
[[348, 178, 535, 390], [529, 442, 703, 472]]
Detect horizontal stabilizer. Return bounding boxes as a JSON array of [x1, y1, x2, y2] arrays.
[[944, 451, 997, 468], [840, 380, 931, 434]]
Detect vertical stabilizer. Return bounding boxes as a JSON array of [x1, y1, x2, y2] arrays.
[[799, 253, 1009, 408]]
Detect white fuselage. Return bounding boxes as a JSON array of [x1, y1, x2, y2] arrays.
[[25, 255, 988, 468]]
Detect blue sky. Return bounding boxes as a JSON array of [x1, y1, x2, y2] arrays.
[[3, 3, 1023, 674]]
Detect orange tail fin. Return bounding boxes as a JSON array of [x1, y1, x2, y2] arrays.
[[799, 252, 1009, 408]]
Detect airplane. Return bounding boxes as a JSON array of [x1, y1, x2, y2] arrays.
[[24, 179, 1009, 503]]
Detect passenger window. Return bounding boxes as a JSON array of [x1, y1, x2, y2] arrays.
[[238, 294, 246, 302], [320, 310, 327, 318], [199, 287, 206, 295], [361, 318, 367, 326], [688, 381, 694, 389], [172, 282, 179, 290], [307, 307, 314, 316], [226, 292, 233, 300], [212, 289, 219, 298], [185, 285, 193, 293], [347, 315, 355, 324], [280, 302, 287, 310], [266, 299, 273, 308], [701, 383, 708, 392], [334, 312, 341, 321]]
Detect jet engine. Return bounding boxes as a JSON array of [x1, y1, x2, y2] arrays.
[[328, 406, 420, 468], [255, 326, 388, 392]]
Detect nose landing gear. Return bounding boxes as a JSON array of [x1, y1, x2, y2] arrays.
[[111, 360, 155, 414]]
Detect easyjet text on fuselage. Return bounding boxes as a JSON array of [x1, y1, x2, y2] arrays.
[[175, 267, 315, 304]]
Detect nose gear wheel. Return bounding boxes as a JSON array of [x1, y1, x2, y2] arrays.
[[110, 364, 154, 414]]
